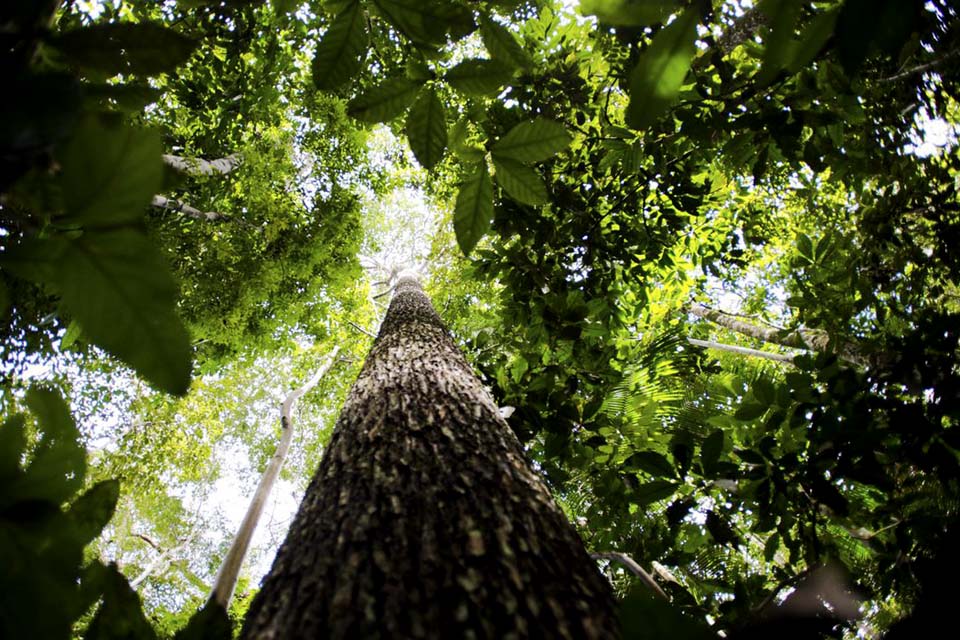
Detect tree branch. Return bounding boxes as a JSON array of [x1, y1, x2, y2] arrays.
[[687, 338, 796, 364], [591, 552, 669, 600], [151, 194, 226, 222], [209, 346, 342, 608], [163, 153, 243, 176]]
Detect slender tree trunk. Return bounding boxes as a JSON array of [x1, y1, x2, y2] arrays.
[[209, 347, 341, 608], [686, 338, 796, 364], [688, 303, 871, 368], [240, 273, 619, 639]]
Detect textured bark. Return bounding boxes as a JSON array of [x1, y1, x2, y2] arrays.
[[162, 153, 243, 176], [210, 347, 341, 608], [151, 194, 225, 222], [688, 303, 871, 368], [240, 274, 619, 639]]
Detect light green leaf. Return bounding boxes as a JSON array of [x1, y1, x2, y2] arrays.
[[405, 88, 447, 170], [59, 116, 162, 227], [312, 1, 369, 91], [454, 161, 494, 256], [479, 15, 532, 70], [492, 156, 548, 205], [626, 8, 699, 130], [444, 59, 515, 96], [580, 0, 678, 27], [57, 230, 192, 395], [491, 118, 572, 164], [51, 22, 197, 76], [347, 77, 419, 123], [449, 118, 485, 162]]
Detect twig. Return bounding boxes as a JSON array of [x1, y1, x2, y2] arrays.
[[347, 320, 376, 339], [591, 552, 669, 600]]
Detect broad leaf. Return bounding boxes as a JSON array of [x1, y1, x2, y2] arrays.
[[581, 0, 678, 27], [312, 1, 369, 91], [492, 156, 547, 205], [479, 15, 532, 70], [0, 415, 26, 481], [57, 230, 192, 395], [700, 429, 724, 472], [405, 88, 447, 170], [757, 0, 801, 84], [173, 601, 232, 640], [372, 0, 447, 46], [627, 451, 676, 478], [633, 480, 679, 505], [52, 22, 197, 76], [626, 8, 699, 130], [491, 118, 572, 163], [84, 83, 164, 112], [84, 563, 157, 640], [444, 59, 515, 96], [59, 116, 162, 227], [454, 161, 494, 256], [67, 480, 120, 548], [347, 77, 419, 123]]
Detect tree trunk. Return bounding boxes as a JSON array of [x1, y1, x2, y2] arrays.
[[240, 273, 619, 639]]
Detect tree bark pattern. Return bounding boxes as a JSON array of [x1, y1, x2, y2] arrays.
[[240, 275, 618, 639]]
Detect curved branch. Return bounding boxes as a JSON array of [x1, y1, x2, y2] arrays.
[[591, 552, 669, 600], [209, 346, 342, 608]]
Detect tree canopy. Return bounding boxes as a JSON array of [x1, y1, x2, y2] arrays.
[[1, 0, 958, 637]]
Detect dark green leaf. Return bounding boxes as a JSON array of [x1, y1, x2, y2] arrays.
[[796, 233, 813, 260], [84, 563, 157, 640], [84, 83, 163, 112], [633, 480, 679, 505], [312, 1, 369, 91], [626, 451, 676, 478], [173, 601, 231, 640], [735, 402, 767, 421], [581, 0, 679, 27], [700, 429, 724, 472], [347, 77, 419, 123], [787, 7, 839, 72], [372, 0, 447, 45], [0, 415, 26, 480], [625, 8, 699, 130], [444, 59, 515, 96], [620, 588, 713, 640], [454, 161, 494, 256], [753, 376, 775, 405], [58, 116, 162, 227], [491, 118, 571, 163], [405, 88, 447, 170], [52, 22, 197, 76], [492, 156, 548, 205], [757, 0, 801, 84], [57, 230, 192, 395], [706, 510, 740, 546], [479, 15, 532, 69], [66, 480, 120, 547]]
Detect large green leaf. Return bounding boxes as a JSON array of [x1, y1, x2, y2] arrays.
[[51, 22, 197, 76], [493, 157, 547, 205], [626, 451, 677, 478], [56, 230, 192, 395], [454, 161, 494, 256], [0, 415, 26, 481], [372, 0, 447, 45], [491, 118, 571, 163], [633, 480, 680, 505], [67, 480, 120, 548], [405, 88, 447, 170], [84, 563, 157, 640], [173, 601, 232, 640], [479, 15, 532, 70], [312, 1, 369, 91], [580, 0, 678, 27], [625, 8, 699, 130], [347, 77, 419, 123], [757, 0, 801, 84], [58, 116, 162, 227], [444, 59, 515, 96]]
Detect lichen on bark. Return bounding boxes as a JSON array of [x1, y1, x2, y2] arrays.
[[240, 274, 619, 639]]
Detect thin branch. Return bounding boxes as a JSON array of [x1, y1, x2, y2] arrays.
[[346, 320, 376, 339], [151, 194, 226, 222], [881, 48, 960, 83], [687, 338, 796, 364], [591, 552, 669, 600], [209, 346, 342, 608]]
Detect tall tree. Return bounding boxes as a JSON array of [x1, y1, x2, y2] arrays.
[[240, 272, 618, 638]]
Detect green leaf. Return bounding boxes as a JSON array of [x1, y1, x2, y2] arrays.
[[757, 0, 802, 84], [620, 589, 713, 640], [700, 429, 724, 471], [491, 118, 572, 163], [347, 77, 419, 123], [0, 415, 26, 480], [735, 402, 767, 421], [449, 119, 485, 162], [444, 59, 515, 96], [51, 22, 197, 76], [633, 480, 679, 505], [12, 387, 86, 506], [57, 230, 192, 395], [787, 8, 839, 72], [479, 15, 532, 70], [58, 116, 162, 227], [626, 451, 676, 478], [580, 0, 679, 27], [796, 232, 813, 260], [625, 8, 699, 130], [312, 1, 369, 91], [752, 376, 775, 405], [372, 0, 447, 45], [453, 161, 494, 256], [492, 156, 548, 205], [405, 88, 447, 170], [173, 601, 232, 640], [84, 83, 164, 112], [67, 480, 120, 547], [84, 563, 157, 640]]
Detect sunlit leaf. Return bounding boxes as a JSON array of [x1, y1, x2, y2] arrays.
[[312, 1, 369, 90], [479, 15, 532, 70], [625, 8, 699, 130], [444, 59, 515, 96], [492, 156, 547, 205], [580, 0, 678, 27], [454, 161, 494, 256], [491, 118, 571, 163]]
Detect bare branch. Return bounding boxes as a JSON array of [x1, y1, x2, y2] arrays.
[[163, 153, 243, 177], [687, 338, 796, 364], [151, 195, 226, 222], [591, 552, 669, 600]]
